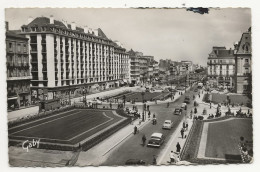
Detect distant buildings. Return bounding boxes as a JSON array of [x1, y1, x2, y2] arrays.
[[207, 47, 235, 88], [234, 28, 252, 94], [19, 16, 129, 102], [6, 22, 31, 109], [206, 27, 252, 94]]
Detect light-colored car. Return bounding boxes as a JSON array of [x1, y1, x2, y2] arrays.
[[162, 120, 173, 129], [181, 103, 187, 109], [147, 133, 165, 147]]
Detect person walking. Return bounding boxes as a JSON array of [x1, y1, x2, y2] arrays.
[[167, 102, 170, 108], [147, 105, 150, 111], [176, 142, 181, 153], [148, 111, 151, 119], [134, 126, 138, 135], [142, 134, 146, 146], [169, 151, 175, 164], [186, 122, 189, 131], [181, 128, 184, 139]]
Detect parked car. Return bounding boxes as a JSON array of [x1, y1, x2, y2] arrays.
[[162, 120, 173, 129], [147, 133, 165, 147], [184, 96, 191, 104], [181, 103, 187, 109], [174, 108, 182, 115], [125, 159, 146, 165]]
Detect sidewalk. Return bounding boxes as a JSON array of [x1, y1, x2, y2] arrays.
[[7, 86, 139, 122], [157, 116, 193, 165], [75, 117, 150, 166]]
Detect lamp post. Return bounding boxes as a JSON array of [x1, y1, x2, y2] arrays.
[[83, 87, 87, 106], [68, 83, 71, 105]]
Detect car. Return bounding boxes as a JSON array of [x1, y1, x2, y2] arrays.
[[147, 133, 165, 147], [184, 96, 191, 104], [181, 103, 187, 109], [162, 120, 173, 129], [125, 159, 146, 165], [174, 108, 182, 115]]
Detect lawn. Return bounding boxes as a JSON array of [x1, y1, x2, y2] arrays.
[[9, 109, 123, 145], [210, 93, 251, 106], [205, 118, 253, 160]]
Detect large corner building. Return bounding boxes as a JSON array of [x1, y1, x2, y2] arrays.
[[20, 16, 129, 102]]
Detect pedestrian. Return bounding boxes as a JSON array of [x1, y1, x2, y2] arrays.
[[181, 128, 184, 139], [186, 122, 189, 131], [148, 111, 151, 118], [176, 142, 181, 153], [210, 102, 212, 109], [167, 102, 170, 108], [147, 105, 150, 111], [182, 122, 186, 129], [142, 134, 146, 146], [153, 113, 156, 119], [169, 151, 175, 164], [134, 126, 137, 134]]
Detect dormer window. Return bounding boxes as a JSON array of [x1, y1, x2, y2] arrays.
[[31, 27, 36, 32]]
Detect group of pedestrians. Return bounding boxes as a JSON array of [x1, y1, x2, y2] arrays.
[[169, 142, 181, 164]]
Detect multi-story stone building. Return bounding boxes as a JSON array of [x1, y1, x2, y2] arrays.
[[234, 28, 252, 94], [6, 22, 31, 109], [207, 46, 235, 88], [19, 16, 129, 102], [128, 49, 141, 84], [139, 56, 148, 83]]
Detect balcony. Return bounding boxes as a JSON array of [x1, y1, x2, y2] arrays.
[[30, 59, 38, 63], [30, 49, 37, 53], [42, 58, 47, 63], [7, 76, 32, 81], [41, 40, 46, 44]]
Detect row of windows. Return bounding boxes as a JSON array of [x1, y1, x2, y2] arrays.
[[7, 41, 28, 53]]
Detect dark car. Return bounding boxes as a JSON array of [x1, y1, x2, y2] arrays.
[[147, 133, 165, 147], [174, 108, 182, 115], [184, 96, 191, 104], [125, 159, 146, 165]]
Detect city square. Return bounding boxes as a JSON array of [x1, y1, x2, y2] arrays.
[[5, 8, 252, 166]]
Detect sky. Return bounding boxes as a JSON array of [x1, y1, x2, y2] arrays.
[[5, 8, 251, 66]]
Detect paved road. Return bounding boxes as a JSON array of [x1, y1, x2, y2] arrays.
[[102, 86, 197, 165]]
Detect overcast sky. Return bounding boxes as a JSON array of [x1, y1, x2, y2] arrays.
[[5, 8, 251, 66]]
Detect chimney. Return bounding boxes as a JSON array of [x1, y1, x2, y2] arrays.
[[5, 21, 9, 31], [84, 26, 89, 33], [89, 28, 93, 34], [94, 29, 98, 36], [62, 19, 68, 27], [50, 15, 54, 24], [28, 16, 33, 24], [229, 48, 233, 55], [71, 22, 76, 30]]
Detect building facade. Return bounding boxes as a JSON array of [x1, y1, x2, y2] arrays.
[[128, 49, 141, 84], [207, 47, 235, 88], [6, 25, 31, 109], [139, 56, 148, 83], [20, 16, 129, 103], [234, 28, 252, 94]]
